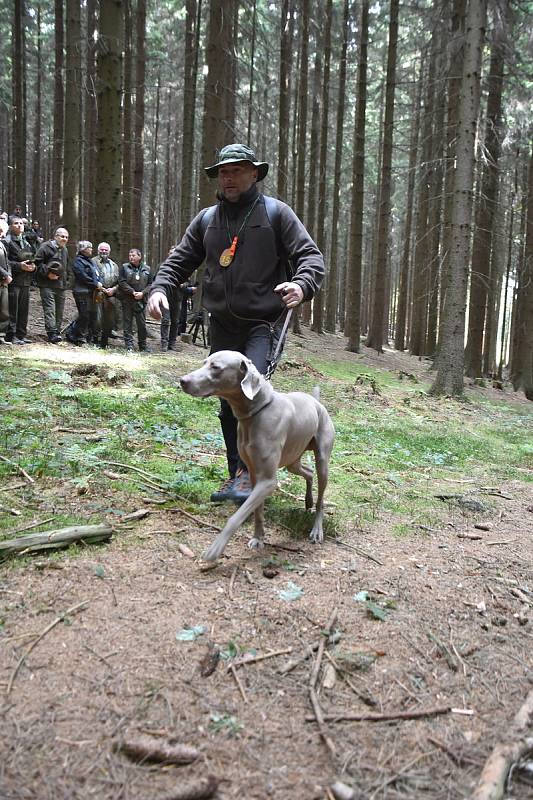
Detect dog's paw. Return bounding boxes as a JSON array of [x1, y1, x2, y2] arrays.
[[309, 526, 324, 544], [202, 542, 224, 562], [247, 537, 265, 550]]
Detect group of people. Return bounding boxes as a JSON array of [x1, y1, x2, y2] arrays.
[[1, 142, 325, 505], [0, 216, 192, 352]]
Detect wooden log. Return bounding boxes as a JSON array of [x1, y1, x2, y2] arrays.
[[0, 524, 113, 557]]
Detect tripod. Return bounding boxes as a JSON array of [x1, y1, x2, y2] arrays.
[[187, 311, 208, 348]]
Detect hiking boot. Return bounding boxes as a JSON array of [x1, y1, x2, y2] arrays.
[[232, 469, 251, 505], [210, 476, 237, 503], [168, 340, 179, 351]]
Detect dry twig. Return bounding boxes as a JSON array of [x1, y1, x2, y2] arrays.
[[308, 607, 338, 758], [312, 705, 452, 723], [6, 599, 89, 695], [0, 454, 34, 483], [472, 688, 533, 800]]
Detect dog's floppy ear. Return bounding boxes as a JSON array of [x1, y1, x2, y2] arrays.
[[240, 359, 262, 400]]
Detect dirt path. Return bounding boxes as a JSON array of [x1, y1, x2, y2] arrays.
[[1, 322, 532, 800]]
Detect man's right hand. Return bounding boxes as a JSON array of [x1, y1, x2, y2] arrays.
[[21, 261, 35, 272], [147, 291, 169, 320]]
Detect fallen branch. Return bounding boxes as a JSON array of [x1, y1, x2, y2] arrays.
[[230, 648, 292, 670], [279, 632, 342, 674], [427, 630, 458, 672], [472, 689, 533, 800], [334, 539, 384, 565], [229, 664, 248, 703], [168, 506, 221, 532], [0, 523, 113, 557], [8, 517, 56, 536], [309, 607, 338, 758], [114, 735, 199, 765], [0, 480, 28, 493], [310, 705, 452, 723], [6, 600, 89, 695], [0, 454, 34, 483]]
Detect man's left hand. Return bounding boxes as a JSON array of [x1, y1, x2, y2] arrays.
[[274, 281, 304, 309]]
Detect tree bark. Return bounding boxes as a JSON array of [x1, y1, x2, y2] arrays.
[[31, 3, 42, 222], [430, 0, 487, 397], [84, 0, 98, 242], [366, 0, 399, 352], [295, 0, 310, 223], [277, 0, 292, 200], [179, 0, 201, 233], [131, 0, 146, 251], [345, 0, 369, 352], [325, 0, 350, 333], [95, 0, 124, 258], [51, 0, 64, 225], [465, 2, 508, 377], [12, 0, 27, 209], [62, 0, 82, 249]]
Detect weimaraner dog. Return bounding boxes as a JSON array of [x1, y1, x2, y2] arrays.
[[180, 350, 335, 562]]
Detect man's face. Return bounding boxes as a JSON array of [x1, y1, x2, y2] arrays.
[[10, 219, 24, 235], [55, 229, 69, 247], [98, 247, 110, 258], [129, 250, 142, 266], [217, 163, 258, 202]]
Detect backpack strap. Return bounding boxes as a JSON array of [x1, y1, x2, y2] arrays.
[[199, 204, 217, 239]]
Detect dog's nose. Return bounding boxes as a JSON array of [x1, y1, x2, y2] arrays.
[[179, 376, 190, 391]]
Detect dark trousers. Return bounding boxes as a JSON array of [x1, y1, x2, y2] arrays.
[[122, 301, 147, 349], [39, 287, 65, 338], [99, 296, 117, 346], [209, 316, 284, 478], [7, 284, 30, 340], [0, 286, 9, 332], [160, 293, 179, 348], [70, 292, 98, 342]]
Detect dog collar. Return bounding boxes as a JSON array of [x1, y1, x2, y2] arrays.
[[235, 396, 274, 421]]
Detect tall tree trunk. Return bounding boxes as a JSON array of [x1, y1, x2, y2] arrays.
[[345, 0, 369, 352], [51, 0, 64, 225], [312, 0, 332, 335], [306, 18, 323, 237], [121, 0, 133, 257], [295, 0, 310, 222], [277, 0, 291, 200], [62, 0, 82, 249], [31, 3, 42, 222], [200, 0, 236, 210], [84, 0, 97, 241], [246, 0, 257, 145], [410, 43, 437, 356], [179, 0, 201, 233], [366, 0, 399, 352], [147, 76, 161, 267], [95, 0, 124, 258], [510, 141, 533, 399], [394, 64, 421, 351], [325, 0, 349, 333], [131, 0, 146, 250], [430, 0, 487, 397], [12, 0, 27, 209], [438, 0, 466, 351], [464, 1, 508, 377]]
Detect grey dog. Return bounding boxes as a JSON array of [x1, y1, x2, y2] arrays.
[[180, 350, 335, 561]]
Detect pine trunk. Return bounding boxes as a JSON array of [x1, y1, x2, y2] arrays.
[[62, 0, 82, 248], [131, 0, 146, 251], [95, 0, 124, 258], [277, 0, 291, 200], [179, 0, 200, 233], [51, 0, 64, 225], [510, 142, 533, 398], [430, 0, 487, 397], [366, 0, 399, 352]]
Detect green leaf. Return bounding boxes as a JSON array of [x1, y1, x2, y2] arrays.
[[175, 625, 206, 642], [278, 581, 304, 601], [365, 601, 388, 621], [93, 565, 105, 579]]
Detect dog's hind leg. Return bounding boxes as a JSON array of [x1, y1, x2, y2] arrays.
[[309, 415, 335, 544], [286, 458, 314, 509]]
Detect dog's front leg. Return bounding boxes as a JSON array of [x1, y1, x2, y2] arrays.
[[248, 501, 266, 550], [202, 479, 276, 562]]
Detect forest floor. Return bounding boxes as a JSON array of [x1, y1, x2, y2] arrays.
[[1, 290, 532, 800]]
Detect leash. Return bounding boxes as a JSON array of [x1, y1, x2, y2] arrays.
[[265, 307, 293, 381]]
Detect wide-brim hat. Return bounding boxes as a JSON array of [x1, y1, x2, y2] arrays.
[[204, 143, 269, 181]]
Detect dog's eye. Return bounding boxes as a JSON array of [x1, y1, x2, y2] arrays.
[[210, 364, 221, 373]]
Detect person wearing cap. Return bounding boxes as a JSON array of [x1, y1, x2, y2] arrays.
[[148, 143, 324, 504], [34, 227, 69, 344], [65, 241, 102, 345]]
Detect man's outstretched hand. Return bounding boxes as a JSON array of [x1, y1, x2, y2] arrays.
[[147, 291, 169, 320], [274, 282, 304, 309]]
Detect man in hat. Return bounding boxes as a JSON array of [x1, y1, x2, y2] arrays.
[[148, 143, 324, 504], [35, 227, 69, 343]]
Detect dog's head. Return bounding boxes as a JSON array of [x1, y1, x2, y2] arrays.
[[180, 351, 263, 401]]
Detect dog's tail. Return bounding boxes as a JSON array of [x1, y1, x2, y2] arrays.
[[312, 386, 320, 401]]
